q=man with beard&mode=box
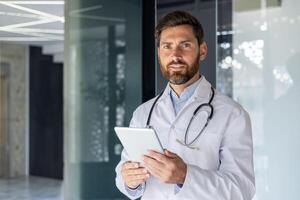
[115,11,255,200]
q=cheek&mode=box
[158,54,169,66]
[184,54,199,65]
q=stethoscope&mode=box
[146,86,215,150]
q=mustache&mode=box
[167,60,187,66]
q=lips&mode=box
[168,64,186,70]
[167,65,186,74]
[168,64,185,68]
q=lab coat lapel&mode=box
[191,76,212,101]
[157,83,176,123]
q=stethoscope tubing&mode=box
[146,86,215,148]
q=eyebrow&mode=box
[161,39,191,45]
[160,40,192,45]
[179,40,192,44]
[160,42,172,45]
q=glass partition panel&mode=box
[64,0,142,199]
[217,0,300,199]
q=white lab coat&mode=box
[115,77,255,200]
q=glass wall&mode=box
[64,0,300,199]
[217,0,300,199]
[64,0,143,199]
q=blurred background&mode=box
[0,0,299,199]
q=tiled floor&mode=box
[0,176,63,200]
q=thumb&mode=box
[164,149,177,158]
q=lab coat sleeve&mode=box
[115,109,146,199]
[174,109,255,200]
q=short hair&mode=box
[155,10,204,47]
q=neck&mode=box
[170,73,200,97]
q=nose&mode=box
[170,46,182,60]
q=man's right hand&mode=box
[121,161,150,189]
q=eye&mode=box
[181,42,191,48]
[162,44,171,49]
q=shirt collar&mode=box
[160,75,212,103]
[168,75,203,102]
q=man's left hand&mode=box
[142,150,187,184]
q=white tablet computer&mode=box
[114,127,164,162]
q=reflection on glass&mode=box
[80,40,110,162]
[217,0,300,199]
[65,0,142,199]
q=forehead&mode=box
[160,24,196,42]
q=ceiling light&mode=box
[0,11,42,19]
[0,37,53,41]
[0,19,57,29]
[0,2,64,22]
[0,28,63,40]
[0,1,64,5]
[7,27,64,34]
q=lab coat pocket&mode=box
[178,132,220,170]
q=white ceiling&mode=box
[0,0,64,46]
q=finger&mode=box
[146,150,168,163]
[122,168,144,177]
[127,173,150,181]
[145,162,162,180]
[125,168,148,176]
[123,170,149,185]
[126,174,150,187]
[143,155,164,174]
[123,162,140,169]
[143,155,164,169]
[164,150,177,158]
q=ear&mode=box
[199,42,208,61]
